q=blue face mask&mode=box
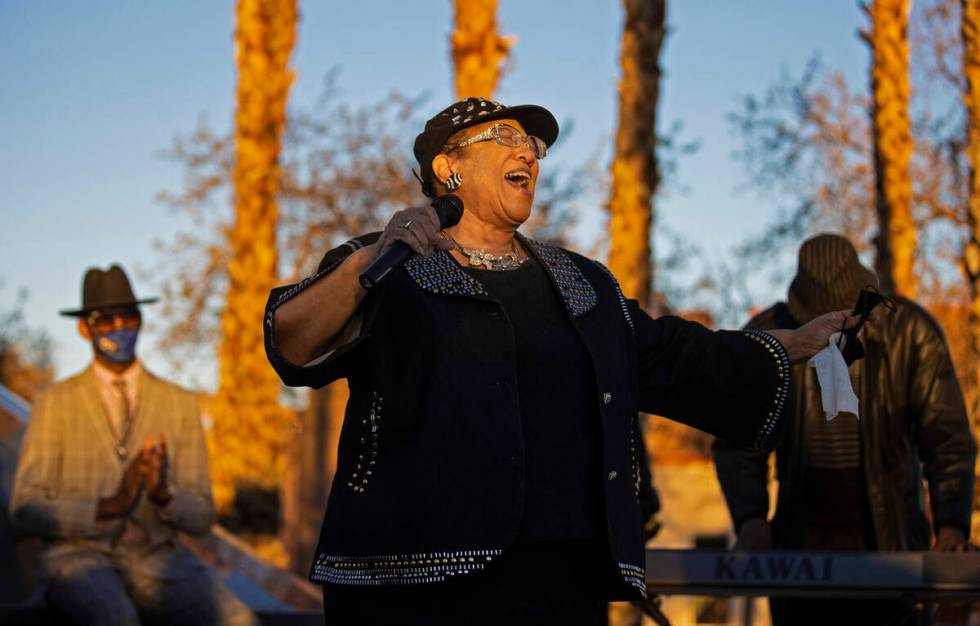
[94,328,139,364]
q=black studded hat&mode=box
[60,264,158,317]
[413,97,559,197]
[787,234,878,324]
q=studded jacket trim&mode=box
[264,234,375,338]
[347,391,382,494]
[592,261,634,331]
[523,237,598,318]
[618,562,647,597]
[628,413,642,502]
[402,236,600,319]
[403,251,491,298]
[742,330,790,451]
[265,264,333,333]
[311,548,504,586]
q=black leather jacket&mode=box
[713,299,976,550]
[265,233,790,600]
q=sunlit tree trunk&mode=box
[864,0,917,297]
[606,0,666,308]
[210,0,297,516]
[960,0,980,419]
[451,0,513,99]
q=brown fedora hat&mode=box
[60,264,158,317]
[787,234,878,324]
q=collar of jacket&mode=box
[402,232,598,318]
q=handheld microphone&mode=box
[359,194,464,290]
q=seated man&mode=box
[10,265,257,626]
[713,234,976,626]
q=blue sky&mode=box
[0,2,868,388]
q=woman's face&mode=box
[435,118,540,228]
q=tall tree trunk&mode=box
[960,0,980,420]
[865,0,917,297]
[210,0,297,518]
[451,0,513,99]
[606,0,667,308]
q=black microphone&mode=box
[359,194,464,290]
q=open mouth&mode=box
[504,170,532,191]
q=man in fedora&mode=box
[10,265,257,626]
[712,234,976,625]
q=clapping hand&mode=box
[142,433,174,507]
[96,451,145,520]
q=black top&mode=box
[462,259,604,540]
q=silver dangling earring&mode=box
[445,171,463,191]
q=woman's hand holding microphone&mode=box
[370,206,454,260]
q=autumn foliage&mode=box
[0,287,52,402]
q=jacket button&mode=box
[608,470,618,480]
[602,392,612,405]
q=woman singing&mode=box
[265,97,859,625]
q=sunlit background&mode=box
[3,2,977,624]
[1,1,867,386]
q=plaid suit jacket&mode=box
[10,365,215,549]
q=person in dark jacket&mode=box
[713,233,977,626]
[264,98,862,626]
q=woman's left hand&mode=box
[766,310,863,364]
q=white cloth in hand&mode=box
[806,332,859,421]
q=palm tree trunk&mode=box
[210,0,297,517]
[865,0,917,297]
[960,0,980,418]
[607,0,667,308]
[451,0,513,99]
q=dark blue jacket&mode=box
[264,233,789,600]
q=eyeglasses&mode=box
[450,124,548,159]
[86,309,141,333]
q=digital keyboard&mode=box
[645,549,980,599]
